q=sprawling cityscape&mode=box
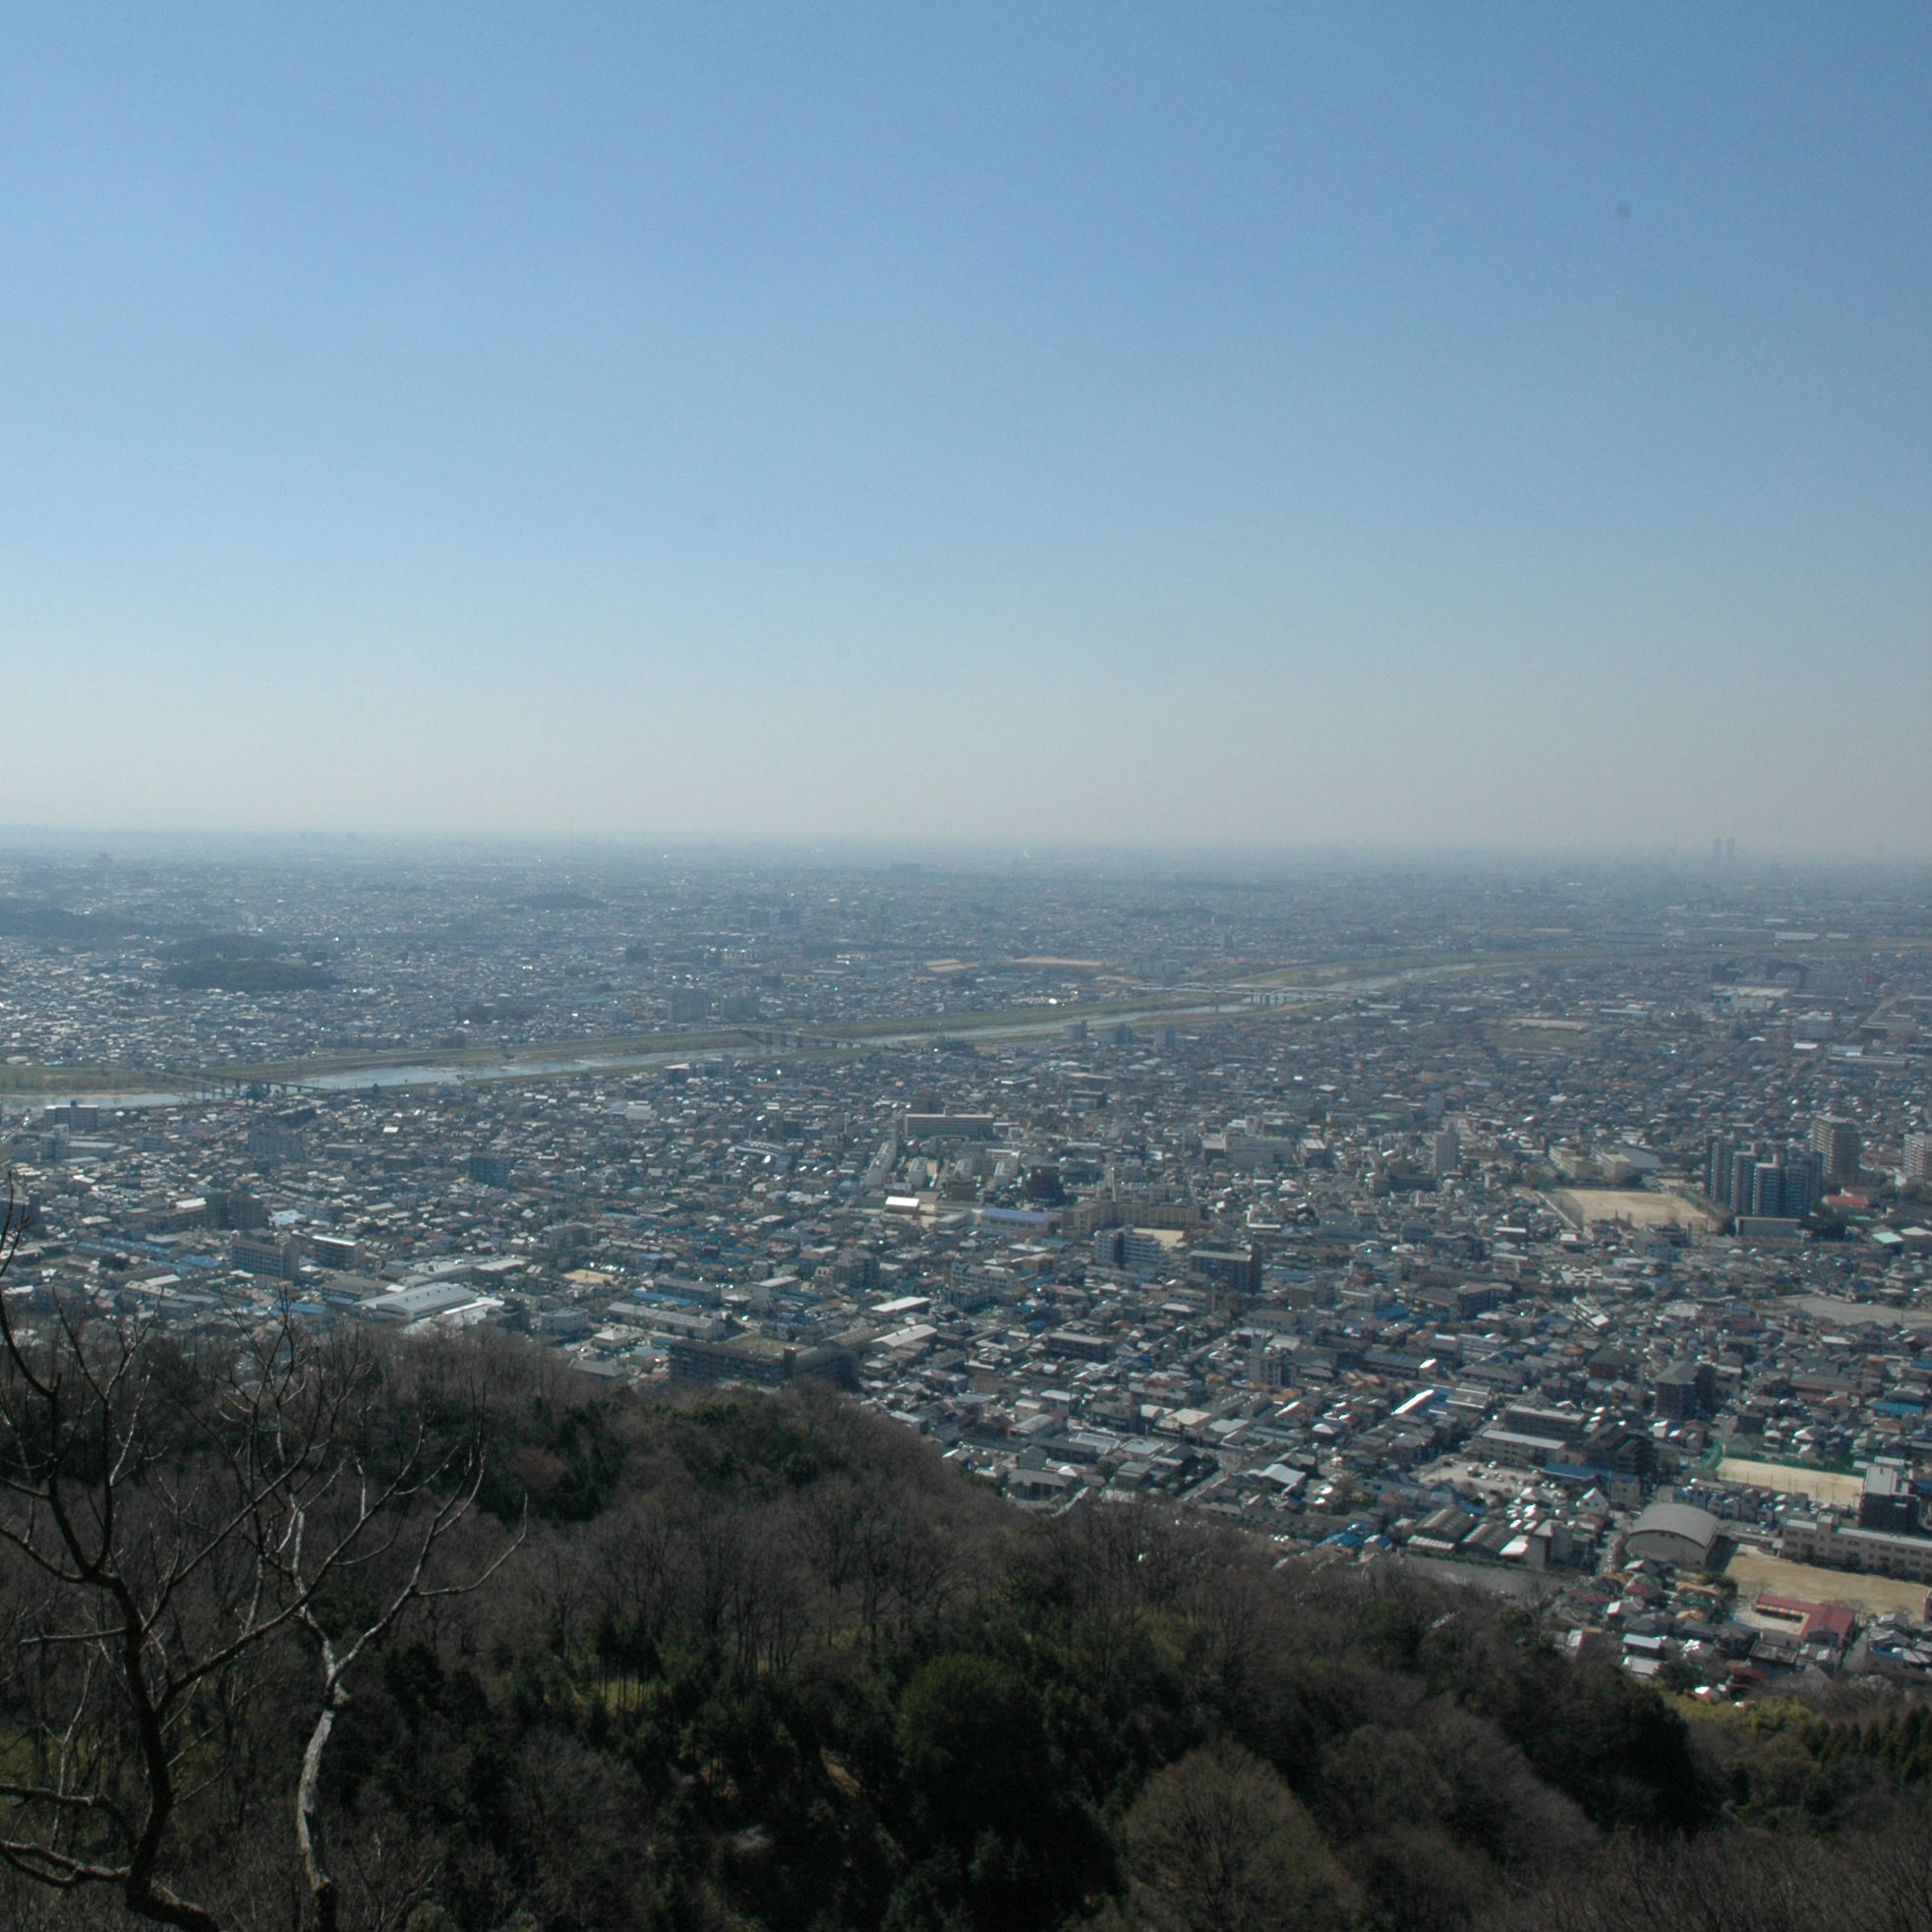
[7,845,1930,1689]
[0,4,1924,1923]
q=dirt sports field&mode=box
[1717,1459,1864,1508]
[1725,1549,1930,1620]
[1547,1189,1719,1232]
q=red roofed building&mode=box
[1756,1595,1856,1645]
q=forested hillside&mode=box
[0,1323,1926,1932]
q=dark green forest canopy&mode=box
[0,1330,1926,1932]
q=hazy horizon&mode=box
[2,828,1927,881]
[2,6,1926,853]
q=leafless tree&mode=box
[0,1179,521,1932]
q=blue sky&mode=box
[1,4,1925,851]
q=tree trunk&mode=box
[296,1687,343,1932]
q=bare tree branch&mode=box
[0,1170,519,1932]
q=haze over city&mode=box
[1,4,1925,851]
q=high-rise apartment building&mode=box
[1810,1119,1861,1189]
[1730,1147,1759,1214]
[1708,1136,1819,1221]
[1781,1151,1823,1220]
[1706,1135,1735,1203]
